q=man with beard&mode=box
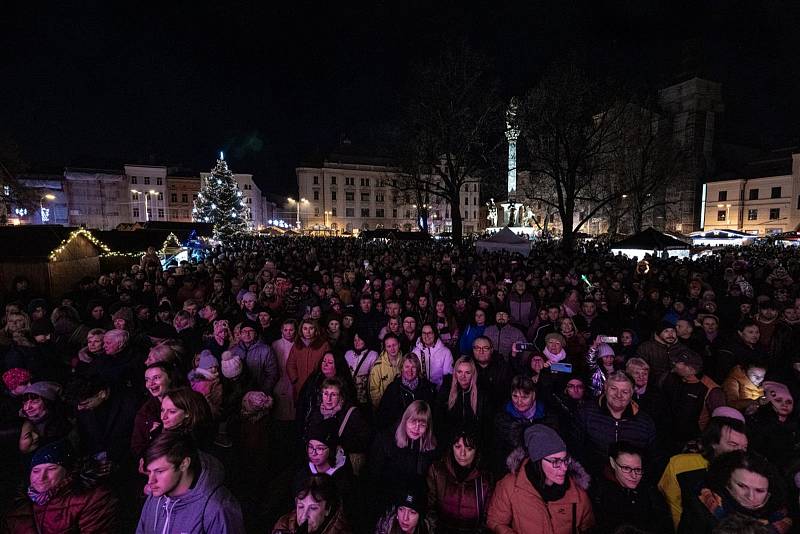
[483,308,526,361]
[636,321,687,384]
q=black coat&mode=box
[75,388,138,464]
[369,429,439,509]
[376,377,436,430]
[435,375,492,447]
[747,404,800,470]
[589,469,672,534]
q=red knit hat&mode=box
[2,368,32,393]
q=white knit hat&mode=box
[221,351,243,379]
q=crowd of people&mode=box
[1,235,800,533]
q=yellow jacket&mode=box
[657,453,709,529]
[368,351,401,408]
[722,365,764,411]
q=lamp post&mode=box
[287,197,308,229]
[39,193,55,224]
[131,189,158,222]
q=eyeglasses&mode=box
[473,346,491,352]
[542,456,572,469]
[614,461,643,476]
[307,444,329,454]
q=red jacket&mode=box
[286,338,330,399]
[3,483,118,534]
[487,458,594,534]
[427,456,493,532]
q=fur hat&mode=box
[220,351,243,379]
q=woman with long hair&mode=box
[370,401,439,513]
[433,299,460,353]
[158,386,213,447]
[131,361,185,458]
[287,319,331,401]
[436,357,489,446]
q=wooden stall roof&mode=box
[0,226,106,260]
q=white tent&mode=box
[475,226,531,256]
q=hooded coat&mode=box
[412,337,454,389]
[135,452,244,534]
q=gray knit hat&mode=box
[524,425,566,462]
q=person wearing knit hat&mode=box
[711,406,746,423]
[487,425,594,533]
[3,368,32,395]
[762,381,794,420]
[30,318,54,341]
[372,482,431,534]
[220,350,243,379]
[30,438,73,470]
[22,381,62,402]
[111,306,134,331]
[543,332,567,363]
[636,318,682,383]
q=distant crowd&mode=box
[2,236,800,533]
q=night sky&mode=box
[2,1,799,195]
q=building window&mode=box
[132,193,139,201]
[147,208,152,218]
[181,194,188,203]
[171,193,178,202]
[376,208,385,218]
[405,210,411,218]
[345,177,354,186]
[718,191,727,201]
[247,198,252,204]
[376,193,384,202]
[770,208,780,220]
[192,194,198,200]
[314,207,320,216]
[331,191,337,201]
[133,208,140,217]
[144,177,150,185]
[361,208,370,217]
[156,177,163,185]
[771,186,782,198]
[332,208,337,216]
[717,210,726,221]
[130,176,137,184]
[473,211,477,219]
[313,191,319,201]
[330,176,337,185]
[474,184,478,192]
[749,188,759,200]
[346,207,354,217]
[313,176,319,185]
[464,197,469,206]
[361,192,370,202]
[345,192,354,201]
[473,197,477,205]
[158,208,164,218]
[360,178,371,187]
[748,209,758,220]
[158,192,163,201]
[393,209,398,218]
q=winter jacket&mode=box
[435,376,492,448]
[458,324,486,357]
[75,387,138,464]
[747,404,800,470]
[412,338,454,389]
[721,364,764,411]
[508,292,536,329]
[130,396,160,458]
[2,479,118,534]
[373,507,433,534]
[678,485,792,534]
[570,396,658,476]
[475,355,513,413]
[636,339,688,383]
[271,504,350,534]
[344,348,378,406]
[482,324,526,359]
[486,457,594,534]
[136,452,245,534]
[306,404,372,454]
[713,336,767,385]
[368,351,402,409]
[292,448,356,513]
[492,400,558,477]
[657,453,709,529]
[661,373,724,446]
[286,338,330,399]
[271,337,296,421]
[369,429,439,509]
[228,339,279,396]
[589,466,672,534]
[426,455,493,533]
[376,376,437,430]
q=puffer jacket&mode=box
[722,365,763,411]
[228,339,278,396]
[412,338,454,389]
[368,351,402,409]
[3,479,118,534]
[427,455,493,533]
[136,452,244,534]
[486,455,594,534]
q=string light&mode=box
[49,228,111,262]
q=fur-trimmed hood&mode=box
[505,446,591,491]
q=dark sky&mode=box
[2,1,799,195]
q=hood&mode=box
[414,337,445,352]
[506,451,591,491]
[310,446,347,475]
[143,452,226,533]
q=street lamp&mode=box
[287,197,308,228]
[39,193,55,223]
[131,189,158,222]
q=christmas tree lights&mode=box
[193,153,250,240]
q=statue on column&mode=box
[487,198,498,227]
[508,203,516,227]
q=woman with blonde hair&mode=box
[436,356,489,446]
[370,400,439,513]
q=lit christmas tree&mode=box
[193,152,251,240]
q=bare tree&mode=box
[0,133,34,224]
[520,62,625,250]
[396,44,503,245]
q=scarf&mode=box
[505,400,541,421]
[526,462,569,502]
[28,477,70,506]
[319,401,343,419]
[402,377,419,391]
[543,347,566,363]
